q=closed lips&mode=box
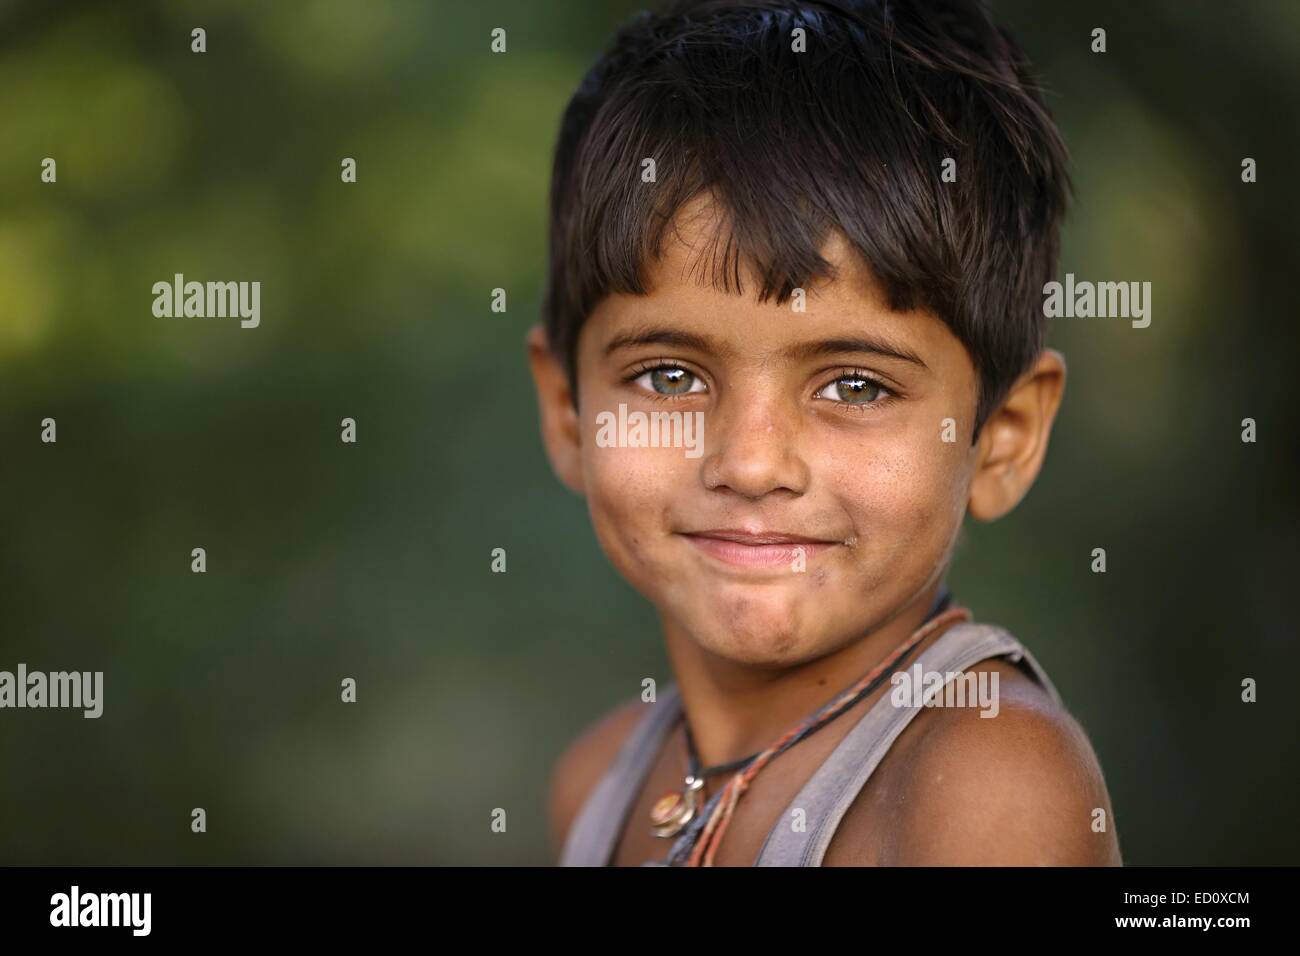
[679,530,840,567]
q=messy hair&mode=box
[542,0,1070,432]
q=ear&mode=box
[968,349,1066,522]
[527,324,586,495]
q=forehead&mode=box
[584,194,960,361]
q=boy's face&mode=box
[532,204,1056,668]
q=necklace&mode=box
[648,724,758,838]
[648,589,960,859]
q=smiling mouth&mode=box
[678,529,843,568]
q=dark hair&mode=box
[542,0,1070,433]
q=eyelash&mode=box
[623,360,707,402]
[813,369,899,412]
[622,362,900,410]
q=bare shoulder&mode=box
[828,657,1122,866]
[546,696,648,860]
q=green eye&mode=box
[634,365,705,395]
[652,367,693,393]
[815,375,887,405]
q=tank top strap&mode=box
[557,684,683,866]
[753,621,1062,866]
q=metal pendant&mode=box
[649,775,704,838]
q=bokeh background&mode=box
[1,0,1297,865]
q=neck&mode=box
[662,582,948,772]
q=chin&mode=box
[687,588,827,667]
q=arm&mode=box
[829,662,1121,866]
[546,699,645,861]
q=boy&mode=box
[530,0,1120,866]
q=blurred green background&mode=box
[1,0,1297,865]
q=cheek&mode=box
[582,440,693,572]
[821,424,968,549]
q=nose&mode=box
[700,394,810,500]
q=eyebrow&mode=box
[602,327,726,357]
[604,325,928,371]
[783,336,929,370]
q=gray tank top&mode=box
[558,621,1062,866]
